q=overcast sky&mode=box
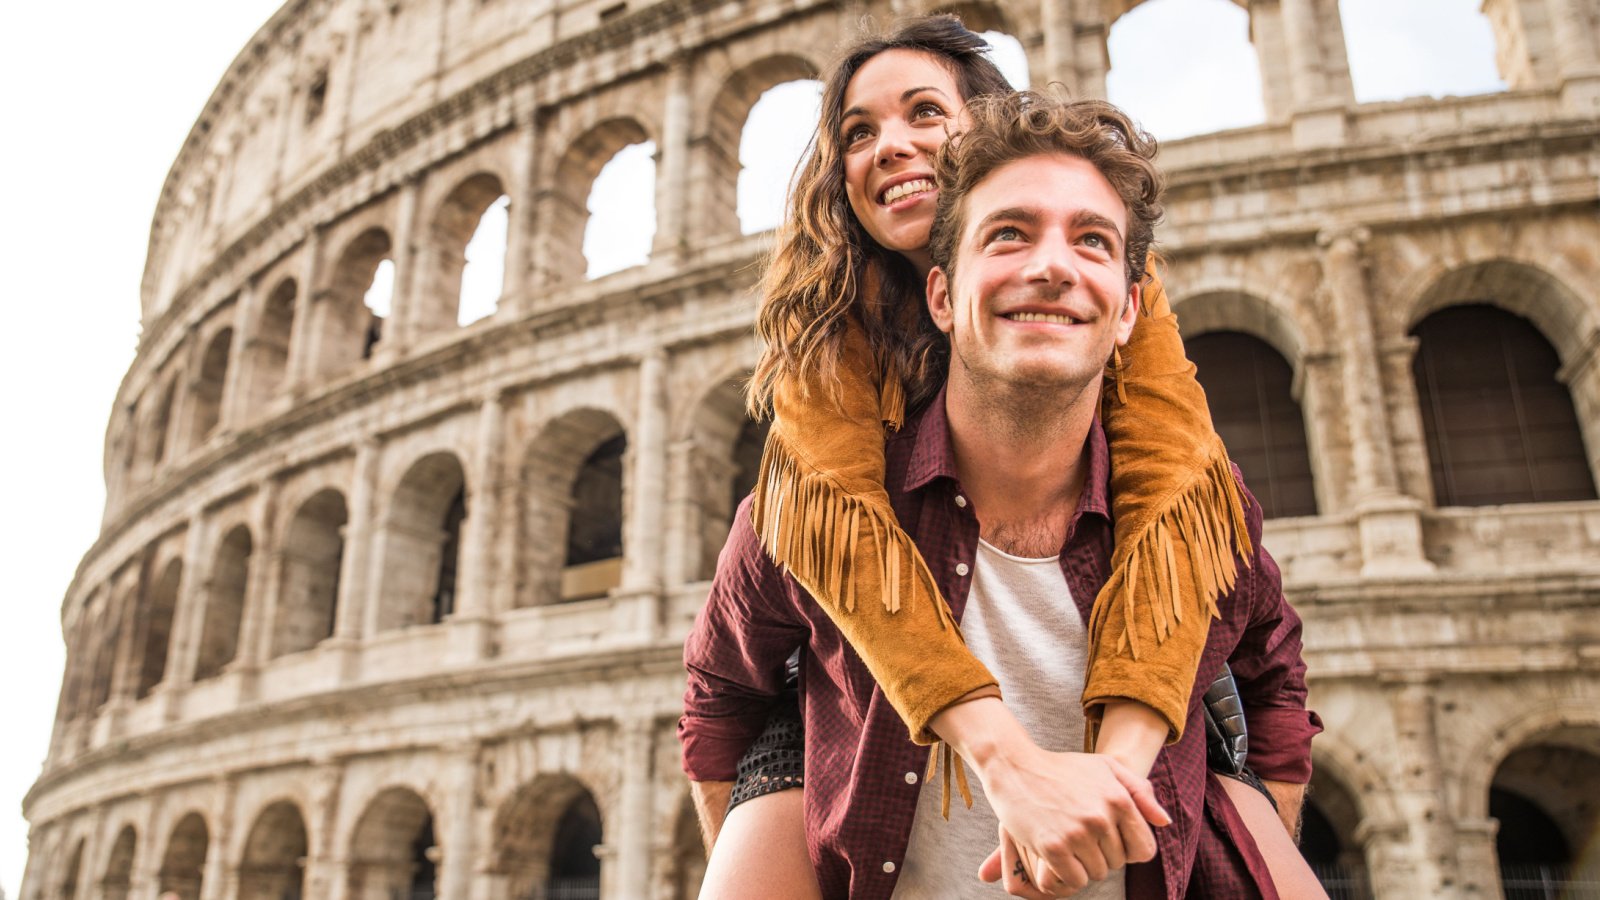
[0,0,1501,892]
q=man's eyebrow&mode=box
[840,86,951,126]
[1073,210,1125,250]
[972,207,1042,234]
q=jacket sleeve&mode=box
[679,497,808,783]
[1225,490,1323,784]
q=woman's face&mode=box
[840,49,966,275]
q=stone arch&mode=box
[1301,757,1374,897]
[518,408,628,606]
[371,451,469,632]
[135,556,183,699]
[310,227,392,379]
[238,798,309,900]
[1410,303,1597,506]
[682,373,768,580]
[1173,288,1309,365]
[157,811,210,900]
[101,824,137,900]
[703,54,821,238]
[188,326,234,445]
[195,524,252,680]
[1459,703,1600,823]
[1481,723,1600,893]
[490,773,604,900]
[244,276,297,415]
[271,488,348,657]
[347,786,438,900]
[418,171,510,335]
[1405,259,1594,364]
[548,117,654,283]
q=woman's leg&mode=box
[697,789,821,900]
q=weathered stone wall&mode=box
[24,0,1600,897]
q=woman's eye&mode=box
[913,102,946,120]
[843,124,872,145]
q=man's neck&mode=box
[943,371,1100,557]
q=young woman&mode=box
[699,17,1322,899]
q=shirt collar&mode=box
[901,386,1112,524]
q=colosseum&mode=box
[18,0,1600,897]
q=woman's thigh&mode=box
[698,789,821,900]
[1216,775,1328,900]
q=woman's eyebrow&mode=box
[840,86,951,122]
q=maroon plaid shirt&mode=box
[680,394,1322,899]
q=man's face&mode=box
[926,153,1141,399]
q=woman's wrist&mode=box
[929,696,1030,774]
[1092,699,1167,776]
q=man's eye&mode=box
[991,226,1022,243]
[1083,233,1109,250]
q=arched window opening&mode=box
[189,328,233,444]
[248,278,297,413]
[102,826,137,900]
[1107,0,1265,139]
[1412,304,1596,507]
[373,453,468,632]
[195,526,251,680]
[548,793,603,900]
[315,229,392,379]
[272,489,348,658]
[980,31,1029,88]
[730,418,770,515]
[136,559,183,699]
[239,801,308,900]
[1491,741,1600,897]
[349,788,436,900]
[1299,768,1371,898]
[57,837,85,900]
[584,141,657,279]
[1189,331,1318,518]
[1340,0,1505,100]
[737,80,823,235]
[158,812,209,900]
[458,194,508,326]
[564,434,626,601]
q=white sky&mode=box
[0,0,1500,892]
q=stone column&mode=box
[1378,675,1465,898]
[609,720,657,900]
[663,439,698,589]
[160,510,213,712]
[131,793,165,900]
[1556,327,1600,488]
[447,394,505,659]
[199,777,238,900]
[623,351,668,599]
[231,477,282,677]
[286,229,323,390]
[1034,0,1079,94]
[1278,0,1353,146]
[437,743,481,899]
[337,438,383,649]
[381,175,425,355]
[304,761,347,900]
[653,58,692,266]
[218,278,259,434]
[501,114,539,318]
[1247,0,1295,122]
[80,806,109,900]
[1549,0,1600,110]
[1317,226,1433,576]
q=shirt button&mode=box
[883,861,897,874]
[905,771,919,784]
[954,494,968,508]
[956,563,970,577]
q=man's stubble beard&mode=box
[947,334,1106,445]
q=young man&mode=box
[680,91,1321,898]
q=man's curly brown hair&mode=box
[927,90,1164,286]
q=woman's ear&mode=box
[926,266,955,335]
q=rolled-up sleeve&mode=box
[1228,498,1323,785]
[679,499,807,782]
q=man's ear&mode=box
[1114,280,1141,346]
[926,265,955,335]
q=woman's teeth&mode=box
[1006,312,1080,324]
[881,179,933,204]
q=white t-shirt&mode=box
[890,540,1127,899]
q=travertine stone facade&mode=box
[22,0,1600,898]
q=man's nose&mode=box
[1022,232,1079,287]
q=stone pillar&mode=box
[447,395,505,659]
[337,438,383,647]
[501,115,539,318]
[1452,817,1502,897]
[1378,675,1465,898]
[381,175,425,355]
[218,278,258,434]
[232,477,282,675]
[161,510,213,704]
[663,439,698,589]
[1556,327,1600,488]
[1247,0,1295,122]
[131,793,165,900]
[1034,0,1079,94]
[609,720,657,900]
[79,806,109,900]
[1549,0,1600,111]
[1317,226,1433,577]
[623,351,668,597]
[304,761,347,900]
[286,229,323,390]
[653,58,692,265]
[1278,0,1353,146]
[199,777,238,900]
[437,743,481,899]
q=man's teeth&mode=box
[881,179,933,204]
[1007,312,1080,324]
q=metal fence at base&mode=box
[1310,861,1374,900]
[1501,863,1600,900]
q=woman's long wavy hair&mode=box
[747,15,1012,418]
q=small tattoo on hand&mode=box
[1013,860,1029,884]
